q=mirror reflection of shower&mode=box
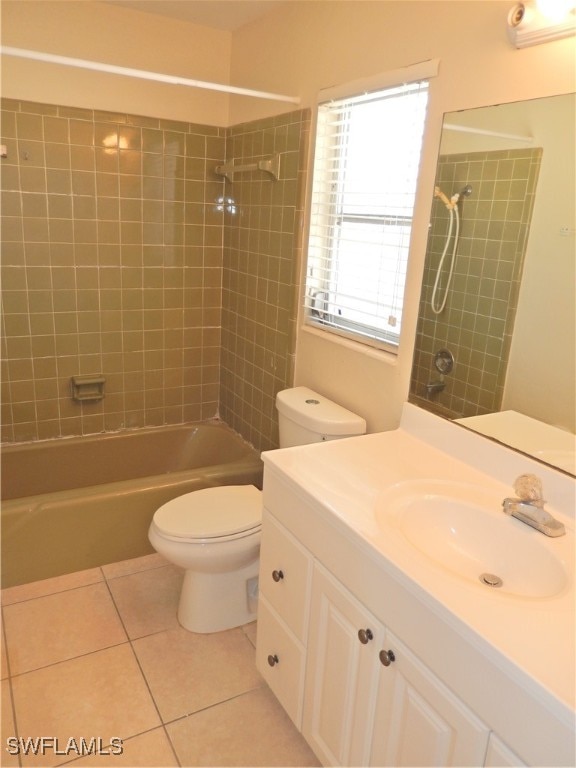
[430,184,472,314]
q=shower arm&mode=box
[215,154,281,182]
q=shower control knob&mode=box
[267,654,279,667]
[379,649,396,667]
[358,628,374,644]
[272,569,284,582]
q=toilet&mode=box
[148,387,366,633]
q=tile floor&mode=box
[0,554,320,768]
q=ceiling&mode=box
[102,0,289,31]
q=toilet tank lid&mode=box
[276,387,366,435]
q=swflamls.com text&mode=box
[5,736,124,757]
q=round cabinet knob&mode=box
[357,628,374,644]
[272,569,284,582]
[379,649,396,667]
[267,654,279,667]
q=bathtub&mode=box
[1,422,263,588]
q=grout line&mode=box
[0,569,106,607]
[159,722,183,768]
[101,558,173,583]
[159,681,266,731]
[53,725,181,768]
[102,576,171,753]
[5,638,132,681]
[1,607,23,767]
[127,637,183,767]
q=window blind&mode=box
[304,79,429,352]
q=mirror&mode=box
[410,93,575,476]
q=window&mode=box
[304,71,431,353]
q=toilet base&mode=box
[178,559,259,633]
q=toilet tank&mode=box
[276,387,367,447]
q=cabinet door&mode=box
[259,511,312,641]
[370,631,489,767]
[484,734,527,767]
[303,563,385,767]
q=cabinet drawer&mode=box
[256,597,306,729]
[259,511,312,641]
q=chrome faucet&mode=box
[502,474,565,537]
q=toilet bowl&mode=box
[149,484,262,633]
[148,387,366,633]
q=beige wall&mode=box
[503,95,576,432]
[2,0,575,436]
[1,0,232,125]
[230,1,576,432]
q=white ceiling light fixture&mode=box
[507,0,576,47]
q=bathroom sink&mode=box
[376,481,569,599]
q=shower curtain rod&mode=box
[443,122,533,143]
[0,46,301,105]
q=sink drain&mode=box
[479,573,503,588]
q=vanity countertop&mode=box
[262,404,575,732]
[456,409,576,475]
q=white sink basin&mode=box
[376,480,569,599]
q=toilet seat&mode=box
[152,485,262,542]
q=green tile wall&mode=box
[410,147,542,419]
[219,110,311,451]
[1,99,310,451]
[1,99,226,442]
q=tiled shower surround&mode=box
[220,113,310,450]
[0,99,309,451]
[410,147,542,419]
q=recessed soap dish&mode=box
[70,375,105,402]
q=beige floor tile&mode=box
[3,583,127,675]
[167,686,321,767]
[107,565,182,639]
[242,620,257,648]
[1,680,20,767]
[102,553,168,581]
[11,645,161,768]
[1,567,103,607]
[68,728,179,767]
[133,626,263,723]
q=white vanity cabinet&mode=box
[303,561,489,767]
[257,506,491,767]
[258,410,575,768]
